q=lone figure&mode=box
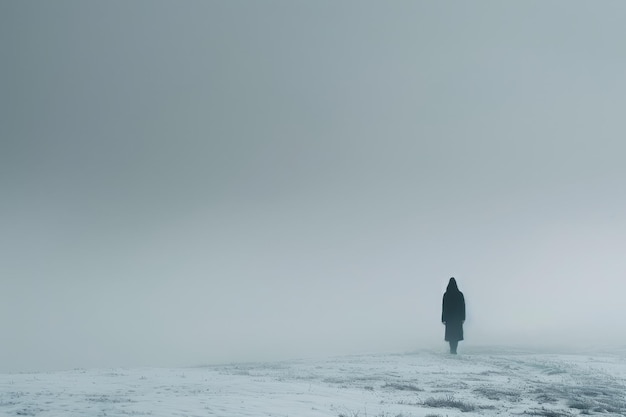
[442,277,465,354]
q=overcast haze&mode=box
[2,1,626,372]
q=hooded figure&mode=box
[442,277,465,354]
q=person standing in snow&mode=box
[442,277,465,354]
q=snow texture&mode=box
[1,347,625,416]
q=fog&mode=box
[2,1,626,372]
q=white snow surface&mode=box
[2,347,626,417]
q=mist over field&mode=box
[2,1,626,373]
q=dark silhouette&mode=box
[441,277,465,354]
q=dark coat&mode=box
[442,278,465,342]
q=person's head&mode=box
[447,277,458,291]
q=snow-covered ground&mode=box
[1,347,625,417]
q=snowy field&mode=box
[1,347,626,417]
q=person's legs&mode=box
[449,340,458,354]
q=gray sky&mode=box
[2,1,626,372]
